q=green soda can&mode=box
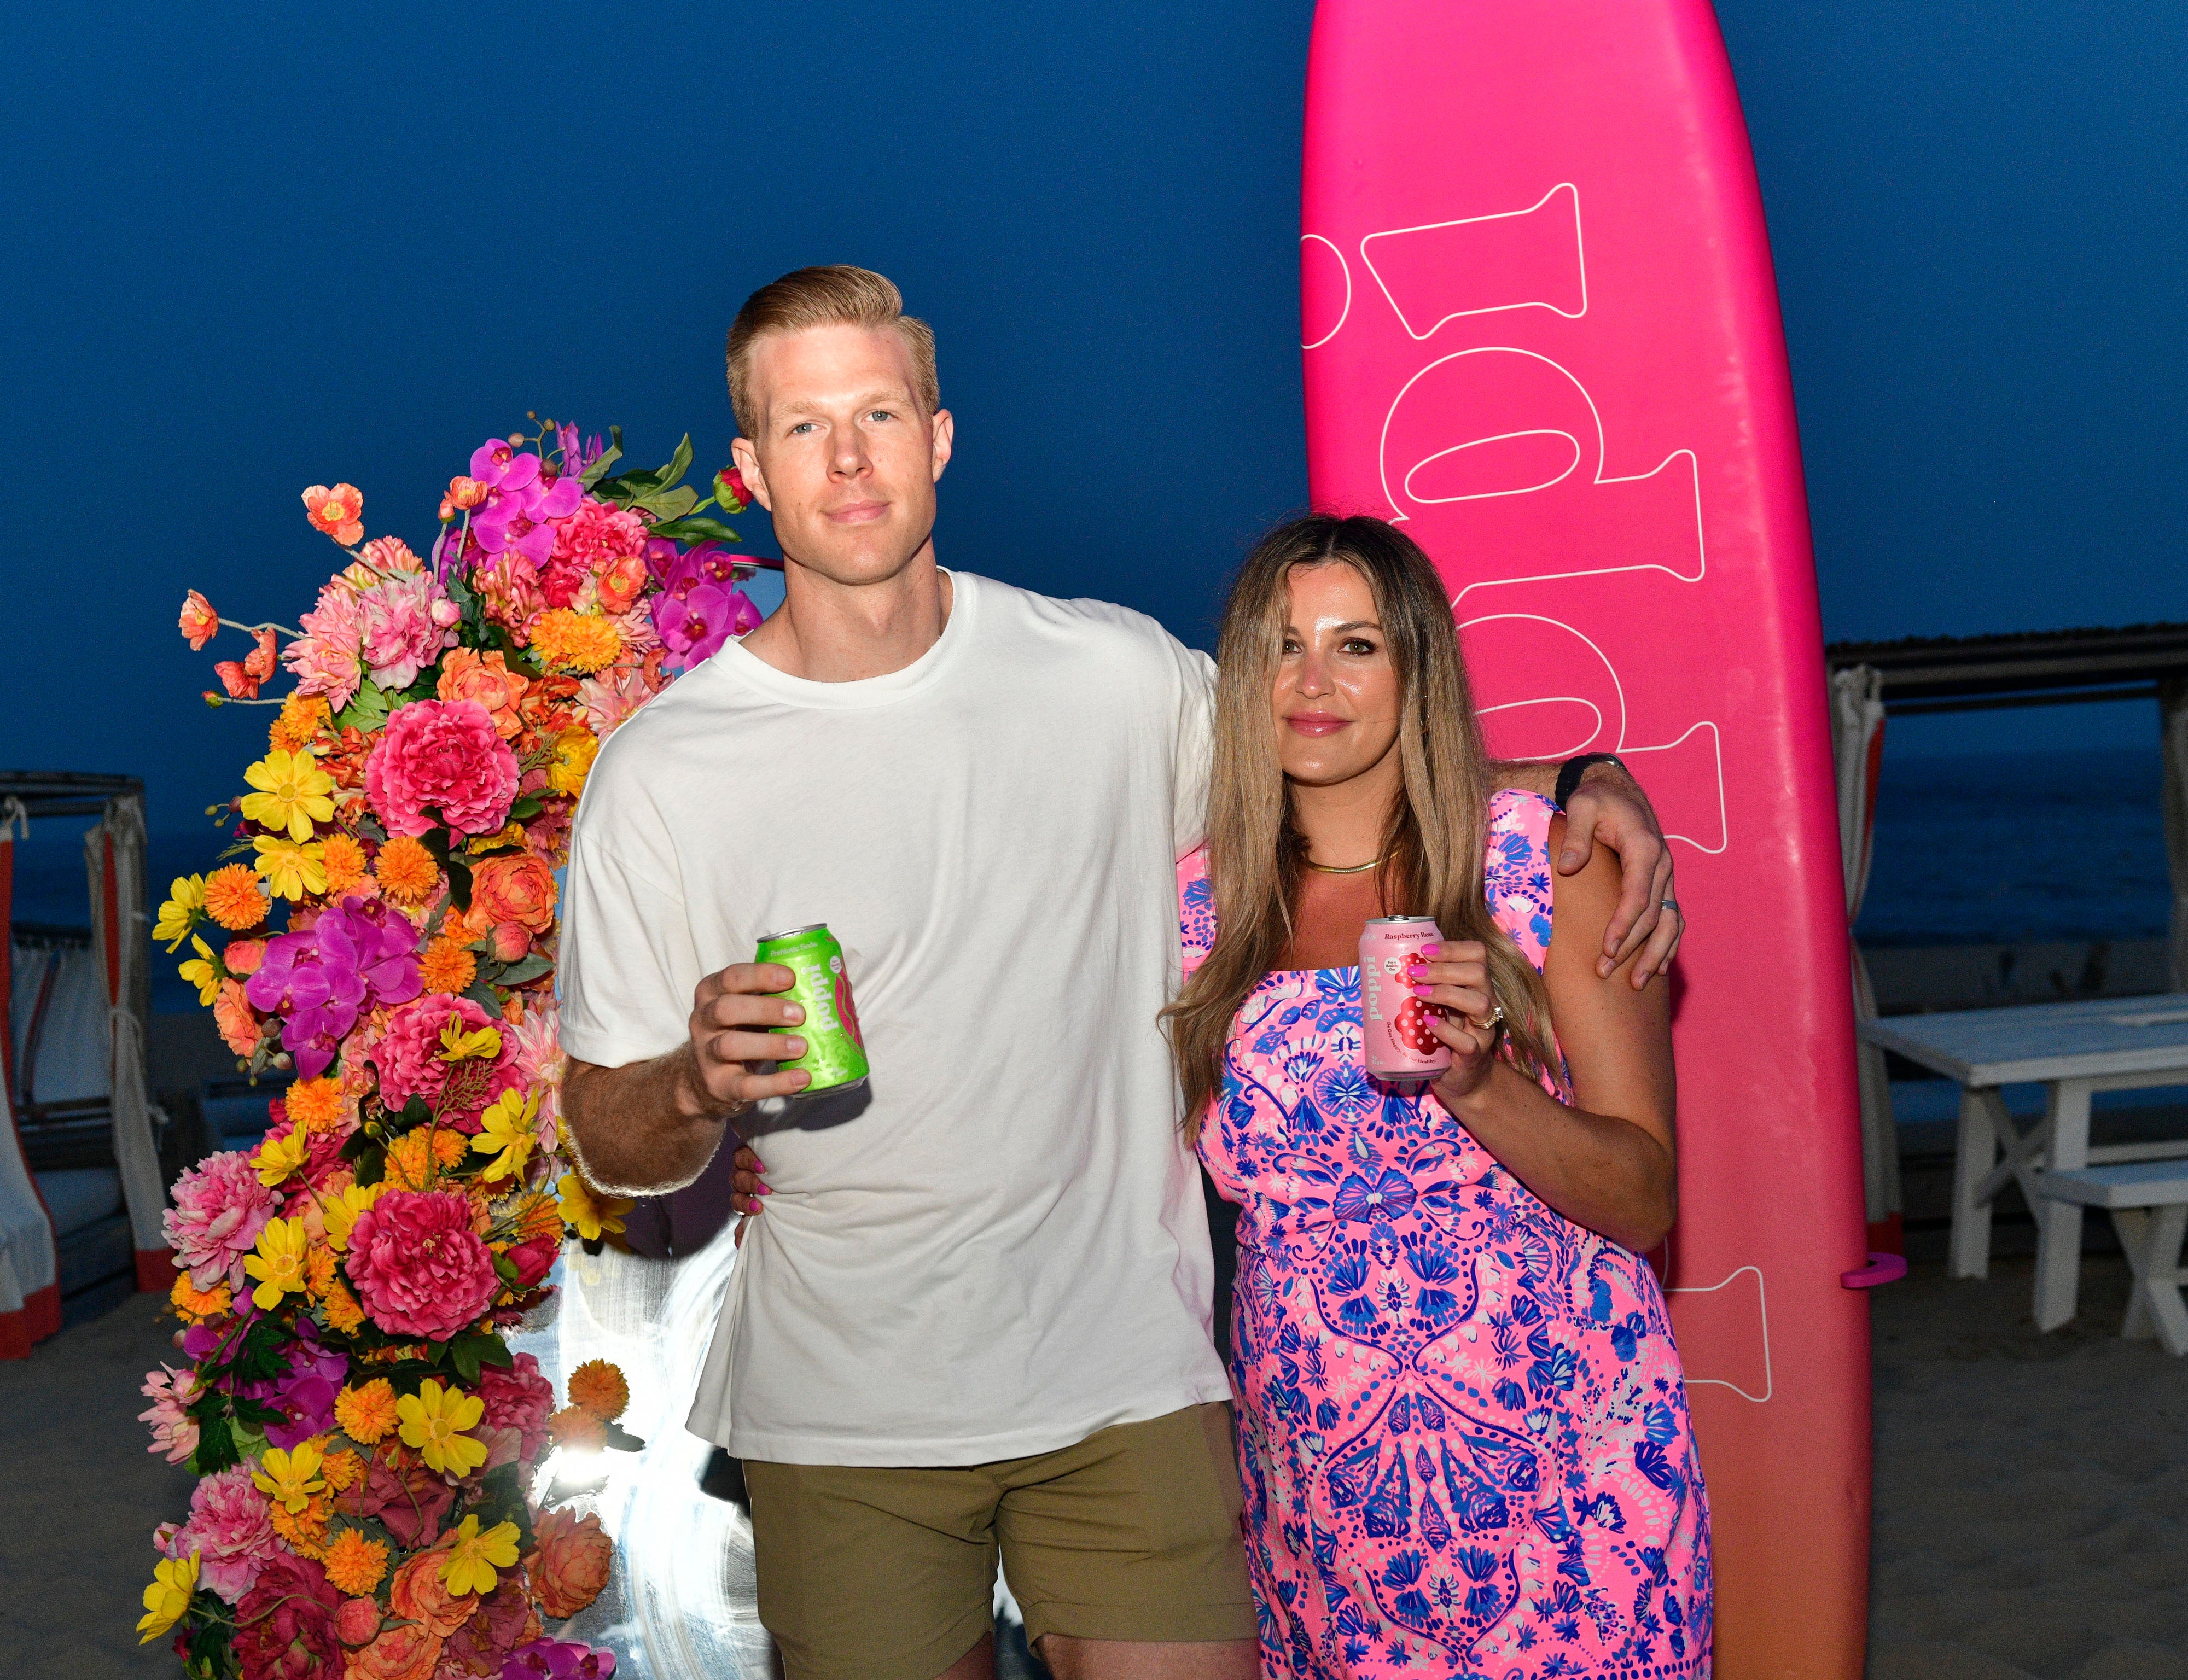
[754,923,868,1096]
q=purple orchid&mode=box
[503,1638,617,1678]
[243,897,421,1080]
[556,423,605,479]
[469,439,585,567]
[650,542,761,668]
[261,1337,347,1448]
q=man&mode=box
[559,266,1681,1680]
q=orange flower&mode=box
[526,1508,612,1618]
[179,590,219,650]
[319,832,368,897]
[322,1275,365,1335]
[321,1448,366,1494]
[243,626,279,683]
[323,1527,388,1596]
[222,938,266,977]
[527,609,621,675]
[352,1623,442,1680]
[547,1405,606,1451]
[305,1242,337,1300]
[383,1126,467,1189]
[417,938,477,998]
[213,980,261,1058]
[202,865,269,931]
[374,835,439,904]
[360,535,421,574]
[435,649,529,739]
[439,476,488,522]
[470,854,556,934]
[567,1360,629,1424]
[269,692,332,754]
[170,1271,231,1323]
[270,1493,331,1557]
[302,483,365,546]
[285,1076,347,1131]
[334,1378,399,1445]
[387,1549,478,1636]
[513,1191,565,1245]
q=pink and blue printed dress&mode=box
[1185,791,1711,1678]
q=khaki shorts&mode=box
[744,1403,1255,1680]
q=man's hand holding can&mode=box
[683,962,813,1117]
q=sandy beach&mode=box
[14,1252,2188,1678]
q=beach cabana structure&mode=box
[1825,623,2188,1252]
[0,771,168,1357]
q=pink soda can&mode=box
[1360,916,1451,1092]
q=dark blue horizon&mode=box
[4,1,2181,835]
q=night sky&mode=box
[5,0,2182,838]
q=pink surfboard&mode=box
[1301,5,1871,1674]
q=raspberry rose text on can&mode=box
[754,924,869,1097]
[1359,916,1452,1093]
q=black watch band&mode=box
[1553,752,1625,810]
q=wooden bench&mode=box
[2034,1161,2188,1355]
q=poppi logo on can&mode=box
[755,924,869,1098]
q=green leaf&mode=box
[509,794,543,821]
[579,426,625,488]
[446,856,473,915]
[476,1335,513,1369]
[401,1096,433,1127]
[657,433,694,489]
[603,1420,648,1452]
[630,484,699,522]
[492,1252,520,1285]
[648,515,742,546]
[492,953,552,988]
[449,1336,482,1385]
[334,682,392,734]
[229,1393,284,1428]
[190,1413,238,1475]
[462,980,502,1013]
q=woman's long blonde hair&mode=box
[1165,515,1558,1137]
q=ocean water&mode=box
[5,746,2171,1018]
[1854,746,2170,947]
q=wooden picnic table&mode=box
[1859,994,2188,1331]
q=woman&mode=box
[1171,514,1709,1677]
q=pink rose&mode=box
[345,1189,499,1341]
[365,698,518,838]
[336,1597,382,1648]
[162,1150,276,1290]
[234,1550,344,1680]
[156,1462,278,1604]
[476,1351,555,1462]
[369,993,517,1127]
[359,572,458,691]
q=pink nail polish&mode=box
[1411,984,1434,998]
[1421,944,1441,958]
[757,1182,771,1195]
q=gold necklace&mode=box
[1305,854,1386,875]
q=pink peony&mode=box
[477,1351,556,1463]
[156,1462,279,1604]
[359,571,459,691]
[369,993,517,1127]
[234,1549,345,1680]
[359,535,422,573]
[345,1188,500,1341]
[284,581,367,710]
[470,551,546,646]
[364,698,519,838]
[138,1363,201,1463]
[164,1150,276,1290]
[574,663,657,739]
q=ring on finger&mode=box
[1466,1003,1505,1032]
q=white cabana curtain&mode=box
[1831,665,1899,1229]
[0,806,61,1357]
[86,797,169,1280]
[2163,676,2188,993]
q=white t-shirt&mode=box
[558,571,1232,1465]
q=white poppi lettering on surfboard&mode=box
[1304,3,1870,1672]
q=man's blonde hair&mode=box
[725,265,939,437]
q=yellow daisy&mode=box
[395,1378,488,1477]
[240,748,337,842]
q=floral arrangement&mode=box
[143,419,761,1680]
